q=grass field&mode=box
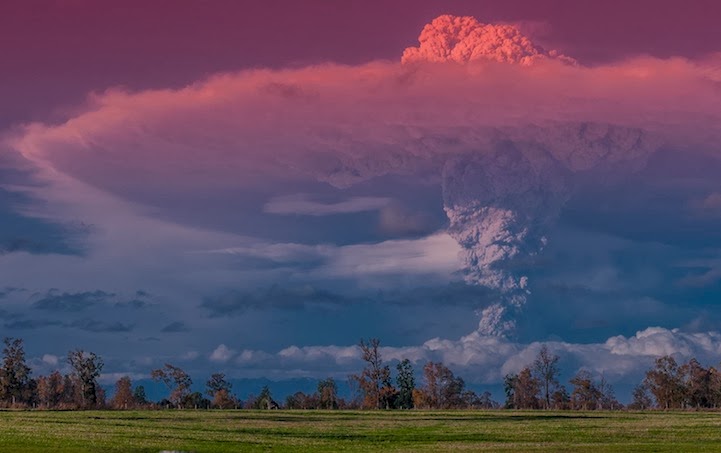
[1,410,721,452]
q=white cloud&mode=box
[180,350,199,361]
[218,327,721,386]
[207,232,463,283]
[209,344,235,363]
[41,354,58,366]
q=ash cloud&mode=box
[4,15,721,344]
[402,15,575,65]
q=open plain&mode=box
[1,410,721,452]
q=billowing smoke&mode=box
[404,15,659,336]
[440,124,657,336]
[402,15,574,65]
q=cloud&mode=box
[4,319,62,330]
[209,344,235,363]
[161,321,190,333]
[0,287,23,299]
[208,232,462,284]
[264,194,391,216]
[2,14,721,357]
[0,170,86,256]
[690,192,721,219]
[223,327,721,388]
[8,47,719,339]
[69,318,133,333]
[378,203,434,235]
[201,285,348,317]
[402,15,575,65]
[32,290,114,312]
[180,350,199,361]
[41,354,58,366]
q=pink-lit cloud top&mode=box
[402,15,575,65]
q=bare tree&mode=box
[206,373,232,398]
[110,376,135,410]
[151,363,192,408]
[206,373,237,409]
[350,338,394,409]
[570,369,600,410]
[506,367,541,409]
[629,382,653,410]
[644,355,684,409]
[680,358,711,409]
[413,362,467,409]
[532,345,560,409]
[36,371,64,409]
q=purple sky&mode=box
[2,0,720,127]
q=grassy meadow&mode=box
[1,410,721,452]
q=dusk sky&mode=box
[2,0,721,399]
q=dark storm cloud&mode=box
[161,321,190,333]
[0,168,87,256]
[201,286,350,317]
[114,298,148,309]
[200,282,496,320]
[32,290,115,312]
[4,319,62,330]
[0,287,24,299]
[69,318,134,333]
[31,289,152,312]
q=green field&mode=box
[1,410,721,452]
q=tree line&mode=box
[2,336,721,410]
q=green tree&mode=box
[503,372,518,409]
[133,385,148,405]
[395,359,415,409]
[317,378,338,409]
[255,385,277,409]
[183,391,210,409]
[0,337,33,406]
[67,349,104,408]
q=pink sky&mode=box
[1,0,720,128]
